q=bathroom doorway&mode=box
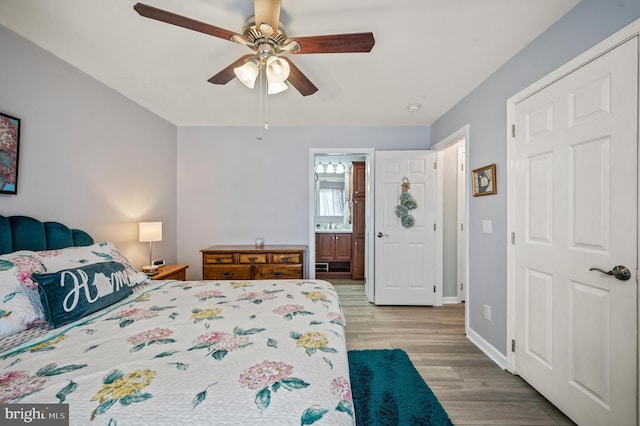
[308,148,375,301]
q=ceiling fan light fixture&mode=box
[234,59,260,88]
[267,80,288,94]
[265,55,290,83]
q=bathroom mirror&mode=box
[316,176,346,217]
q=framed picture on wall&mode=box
[471,163,496,196]
[0,112,21,195]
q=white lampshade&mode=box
[336,162,345,174]
[265,55,290,83]
[267,80,288,94]
[326,163,335,174]
[234,60,260,89]
[139,222,162,243]
[315,163,324,173]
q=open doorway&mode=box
[432,126,469,324]
[308,148,375,301]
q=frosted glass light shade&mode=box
[139,222,162,242]
[265,56,290,83]
[267,80,288,94]
[234,61,260,89]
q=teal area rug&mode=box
[348,349,453,426]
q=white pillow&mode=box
[37,242,149,287]
[0,251,47,337]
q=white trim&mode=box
[308,148,376,301]
[442,296,460,304]
[505,17,640,383]
[435,149,444,306]
[432,125,470,331]
[456,145,467,303]
[466,327,507,370]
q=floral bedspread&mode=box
[0,279,354,425]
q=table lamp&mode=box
[139,221,162,274]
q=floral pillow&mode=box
[37,242,149,287]
[0,251,47,337]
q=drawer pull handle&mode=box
[214,257,223,263]
[281,256,291,263]
[248,256,258,263]
[222,272,234,278]
[272,271,285,278]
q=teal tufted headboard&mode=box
[0,215,94,255]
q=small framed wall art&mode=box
[0,112,21,195]
[471,163,496,196]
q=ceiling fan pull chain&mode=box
[256,68,264,140]
[264,68,269,130]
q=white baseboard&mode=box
[442,297,459,304]
[466,326,507,370]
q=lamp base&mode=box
[141,265,159,275]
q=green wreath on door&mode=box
[395,177,418,228]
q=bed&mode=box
[0,216,354,425]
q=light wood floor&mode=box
[335,284,576,426]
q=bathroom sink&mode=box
[315,227,352,233]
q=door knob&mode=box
[589,265,631,281]
[377,232,389,238]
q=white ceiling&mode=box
[0,0,579,127]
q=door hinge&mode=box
[433,285,436,293]
[433,224,437,231]
[511,339,516,352]
[460,282,464,291]
[433,161,437,170]
[511,232,516,245]
[511,124,516,138]
[460,223,464,231]
[461,163,464,172]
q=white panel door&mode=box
[374,150,437,305]
[512,37,638,425]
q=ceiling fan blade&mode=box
[288,33,375,54]
[254,0,282,35]
[282,58,318,96]
[208,55,254,85]
[134,3,243,42]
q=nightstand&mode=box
[150,264,189,281]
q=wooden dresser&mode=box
[201,245,306,280]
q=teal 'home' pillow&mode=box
[33,261,133,328]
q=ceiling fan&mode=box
[133,1,375,96]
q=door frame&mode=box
[308,148,376,301]
[456,145,467,304]
[432,125,470,329]
[505,18,640,387]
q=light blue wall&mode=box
[0,24,178,268]
[430,0,640,355]
[176,126,430,280]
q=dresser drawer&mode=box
[271,253,302,264]
[203,253,234,264]
[203,265,252,280]
[239,253,268,264]
[254,265,303,280]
